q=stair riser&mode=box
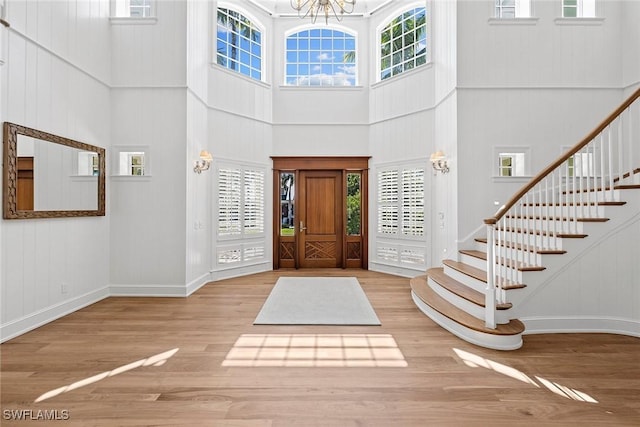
[557,189,620,203]
[427,277,511,325]
[443,265,486,294]
[494,265,523,284]
[494,247,543,266]
[500,220,584,235]
[411,292,523,351]
[459,253,486,271]
[495,232,566,250]
[518,205,606,218]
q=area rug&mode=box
[254,277,381,325]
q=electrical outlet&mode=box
[60,284,68,294]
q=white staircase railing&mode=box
[483,88,640,329]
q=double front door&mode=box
[273,157,369,269]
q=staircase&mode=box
[412,88,640,350]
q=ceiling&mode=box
[248,0,397,17]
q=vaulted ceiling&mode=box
[247,0,397,17]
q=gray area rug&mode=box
[254,277,381,325]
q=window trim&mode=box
[111,145,152,178]
[561,0,597,18]
[215,161,267,242]
[375,163,426,241]
[493,0,533,19]
[376,2,431,83]
[215,3,267,83]
[493,146,531,179]
[283,24,359,87]
[110,0,158,24]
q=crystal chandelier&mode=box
[290,0,356,24]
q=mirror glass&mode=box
[3,122,106,219]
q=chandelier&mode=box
[290,0,356,24]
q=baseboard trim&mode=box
[210,262,271,282]
[186,272,213,296]
[109,283,188,297]
[0,287,110,343]
[522,316,640,338]
[369,262,424,278]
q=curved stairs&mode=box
[412,175,640,351]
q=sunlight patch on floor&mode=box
[34,348,179,403]
[453,348,598,403]
[222,334,408,367]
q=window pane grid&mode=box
[285,28,357,86]
[380,7,427,81]
[217,8,262,81]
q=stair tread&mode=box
[522,201,626,206]
[427,268,512,310]
[498,227,588,238]
[459,249,487,261]
[411,276,525,336]
[443,259,526,290]
[505,215,610,222]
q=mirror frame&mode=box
[2,122,106,219]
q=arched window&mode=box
[379,7,427,81]
[285,28,357,86]
[216,7,263,81]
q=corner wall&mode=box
[0,0,111,341]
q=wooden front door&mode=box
[298,170,343,268]
[272,156,369,270]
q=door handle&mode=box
[300,221,307,232]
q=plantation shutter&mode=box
[377,169,399,234]
[401,168,425,236]
[218,168,242,236]
[243,169,265,235]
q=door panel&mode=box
[299,171,342,268]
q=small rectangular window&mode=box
[112,146,150,177]
[119,152,145,176]
[562,0,595,18]
[494,147,530,177]
[113,0,154,18]
[495,0,531,18]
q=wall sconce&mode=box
[430,151,449,174]
[193,150,212,174]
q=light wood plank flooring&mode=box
[2,269,639,426]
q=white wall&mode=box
[455,0,627,238]
[519,198,640,336]
[108,1,189,295]
[1,0,111,341]
[109,89,187,294]
[622,0,640,94]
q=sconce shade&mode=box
[430,150,449,174]
[430,151,445,162]
[194,150,213,174]
[199,150,213,162]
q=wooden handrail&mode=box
[485,87,640,225]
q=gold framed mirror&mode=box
[2,122,106,219]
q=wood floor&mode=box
[1,269,639,426]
